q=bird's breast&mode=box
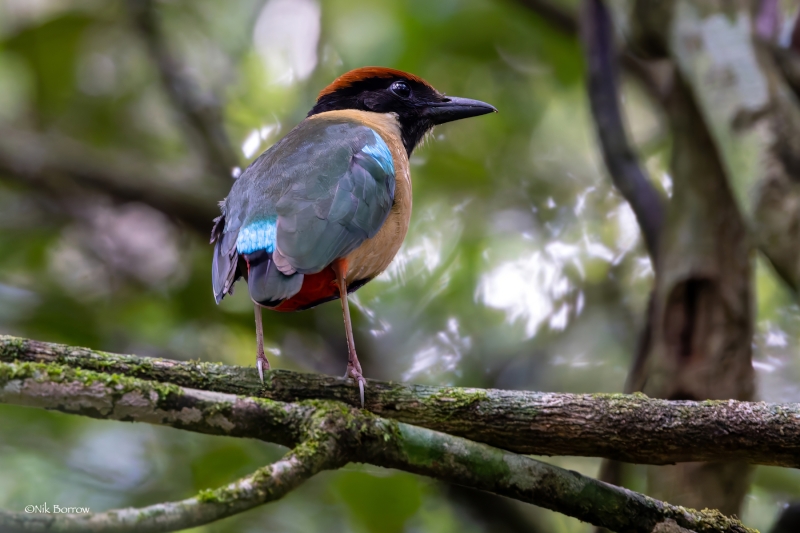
[340,111,411,284]
[345,188,411,283]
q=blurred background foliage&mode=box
[0,0,798,531]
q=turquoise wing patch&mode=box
[361,130,394,175]
[236,218,277,255]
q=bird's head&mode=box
[308,67,496,155]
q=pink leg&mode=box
[332,259,366,406]
[254,304,269,382]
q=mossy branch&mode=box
[0,442,338,533]
[0,357,754,533]
[4,335,800,468]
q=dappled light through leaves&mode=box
[2,0,800,532]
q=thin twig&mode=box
[513,0,671,100]
[124,0,239,180]
[579,0,664,261]
[0,128,219,234]
[514,0,577,34]
[0,442,339,533]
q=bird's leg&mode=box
[254,303,269,382]
[332,258,366,406]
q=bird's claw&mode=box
[256,353,270,383]
[345,365,367,407]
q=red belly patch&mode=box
[270,266,338,312]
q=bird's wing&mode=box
[211,213,240,304]
[212,119,395,303]
[273,122,396,274]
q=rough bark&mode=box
[522,0,800,293]
[5,336,800,469]
[627,0,800,293]
[627,57,755,520]
[0,354,756,533]
[523,0,800,527]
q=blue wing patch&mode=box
[237,218,277,254]
[360,131,394,175]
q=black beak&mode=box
[423,96,497,125]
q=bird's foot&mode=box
[256,351,270,383]
[344,363,367,407]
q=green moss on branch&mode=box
[0,443,335,533]
[4,335,800,469]
[0,353,756,533]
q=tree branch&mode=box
[513,0,577,34]
[579,0,665,261]
[0,442,336,533]
[0,128,219,235]
[372,419,752,533]
[517,0,800,289]
[0,360,310,447]
[124,0,239,180]
[619,0,800,294]
[0,357,755,533]
[3,335,800,469]
[513,0,673,99]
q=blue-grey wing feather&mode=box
[211,214,239,304]
[269,123,395,274]
[212,119,395,304]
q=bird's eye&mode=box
[390,81,411,98]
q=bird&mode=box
[211,66,495,405]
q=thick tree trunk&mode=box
[582,0,759,518]
[628,41,755,524]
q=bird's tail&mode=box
[244,250,304,307]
